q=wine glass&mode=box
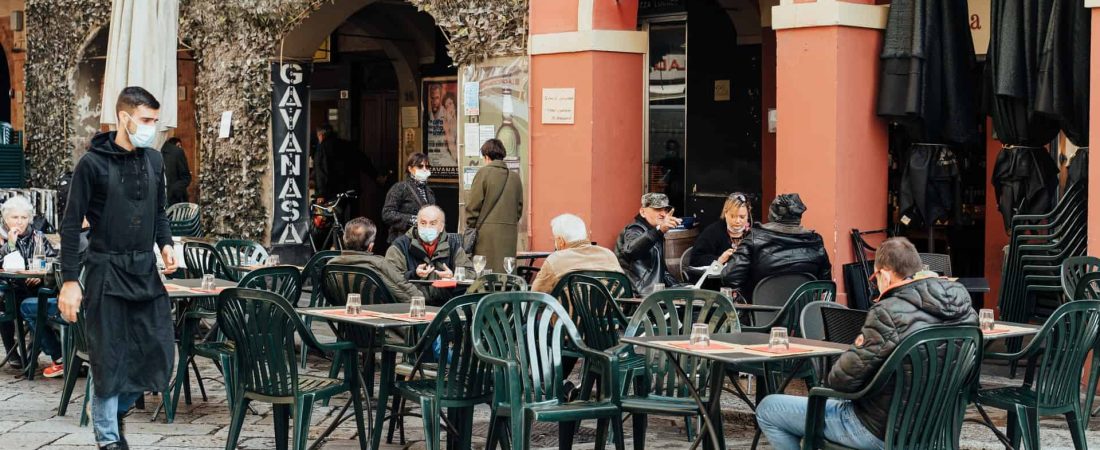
[503,257,516,275]
[689,323,710,347]
[409,296,427,318]
[472,255,487,276]
[266,254,280,267]
[346,293,362,315]
[979,309,995,331]
[769,327,790,351]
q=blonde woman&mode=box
[689,192,751,267]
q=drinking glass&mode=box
[202,274,215,291]
[503,257,516,275]
[454,267,466,281]
[346,293,362,315]
[979,309,995,331]
[689,323,710,347]
[482,268,493,278]
[472,255,487,275]
[651,283,666,294]
[409,296,427,318]
[266,254,280,267]
[769,327,790,351]
[720,287,735,299]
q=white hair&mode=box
[1,196,34,220]
[550,214,587,243]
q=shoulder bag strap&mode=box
[475,167,511,229]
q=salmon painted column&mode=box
[772,0,890,303]
[528,0,646,249]
[1084,0,1100,394]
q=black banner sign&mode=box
[271,63,311,250]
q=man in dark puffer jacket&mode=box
[756,237,977,450]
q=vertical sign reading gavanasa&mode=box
[271,62,311,247]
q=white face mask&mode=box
[123,113,157,148]
[412,169,431,182]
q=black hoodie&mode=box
[825,276,978,439]
[60,132,172,282]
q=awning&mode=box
[99,0,179,136]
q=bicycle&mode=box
[309,190,357,252]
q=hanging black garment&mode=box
[1035,0,1091,146]
[877,0,979,145]
[1066,148,1088,189]
[899,144,962,228]
[991,146,1060,231]
[987,0,1060,147]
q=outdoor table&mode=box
[0,269,49,280]
[980,321,1039,340]
[408,278,474,287]
[615,296,781,312]
[621,333,849,450]
[163,278,237,299]
[956,277,990,294]
[299,303,441,448]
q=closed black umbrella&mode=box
[1036,0,1090,147]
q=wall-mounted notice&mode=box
[478,125,495,148]
[464,122,481,157]
[463,82,480,116]
[463,167,479,190]
[401,106,419,128]
[541,88,575,124]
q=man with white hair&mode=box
[1,195,57,372]
[385,205,473,304]
[530,214,623,293]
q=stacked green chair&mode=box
[472,292,625,450]
[974,300,1100,450]
[1061,256,1100,302]
[372,293,493,450]
[166,202,202,237]
[617,288,740,448]
[218,288,367,450]
[467,273,527,293]
[214,239,269,282]
[296,250,341,368]
[1071,277,1100,420]
[802,326,982,450]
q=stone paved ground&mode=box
[1,338,1098,449]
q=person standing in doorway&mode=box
[58,87,178,450]
[465,138,523,273]
[160,137,192,205]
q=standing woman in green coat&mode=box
[465,138,524,273]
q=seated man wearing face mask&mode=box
[385,205,472,305]
[530,214,624,293]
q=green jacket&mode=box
[384,227,473,281]
[464,160,523,272]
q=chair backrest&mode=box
[299,250,342,307]
[1073,272,1100,300]
[1061,256,1100,301]
[800,300,847,341]
[839,326,982,449]
[624,289,739,399]
[758,281,835,336]
[679,246,694,282]
[467,273,528,293]
[1021,300,1100,408]
[183,241,228,280]
[238,266,303,305]
[414,293,494,401]
[471,292,590,405]
[570,270,635,299]
[551,274,629,351]
[821,307,868,344]
[321,264,397,306]
[215,239,269,268]
[217,288,315,398]
[167,203,202,237]
[751,272,815,324]
[516,266,540,284]
[918,253,953,277]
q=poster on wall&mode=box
[270,62,311,254]
[422,77,459,180]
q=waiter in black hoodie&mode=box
[58,87,177,450]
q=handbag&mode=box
[463,168,510,255]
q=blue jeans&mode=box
[19,296,61,361]
[92,391,143,445]
[756,394,884,450]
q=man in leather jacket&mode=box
[755,237,977,450]
[615,193,681,294]
[721,193,831,301]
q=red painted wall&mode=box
[530,0,580,34]
[983,118,1007,311]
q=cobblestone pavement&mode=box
[1,341,1098,449]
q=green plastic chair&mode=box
[372,293,494,450]
[974,300,1100,450]
[296,250,341,368]
[218,287,367,450]
[471,292,625,450]
[467,273,528,293]
[214,239,269,281]
[572,270,635,299]
[321,264,399,394]
[1074,275,1100,419]
[617,288,740,448]
[56,305,91,427]
[1061,256,1100,302]
[802,326,983,450]
[166,203,202,237]
[183,241,231,281]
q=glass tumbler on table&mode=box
[201,274,215,291]
[689,323,711,347]
[454,267,466,282]
[979,309,995,331]
[266,254,280,267]
[346,293,362,315]
[472,255,487,276]
[769,327,790,351]
[409,296,427,318]
[503,257,516,275]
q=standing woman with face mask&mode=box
[382,153,436,244]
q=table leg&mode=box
[665,350,725,450]
[310,351,375,450]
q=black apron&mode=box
[83,151,174,397]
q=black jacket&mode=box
[826,277,978,440]
[689,220,747,268]
[991,146,1060,231]
[160,141,191,205]
[615,215,678,294]
[720,222,831,301]
[382,179,435,243]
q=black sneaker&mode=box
[98,443,123,450]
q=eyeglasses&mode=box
[867,269,880,283]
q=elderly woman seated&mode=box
[0,196,58,374]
